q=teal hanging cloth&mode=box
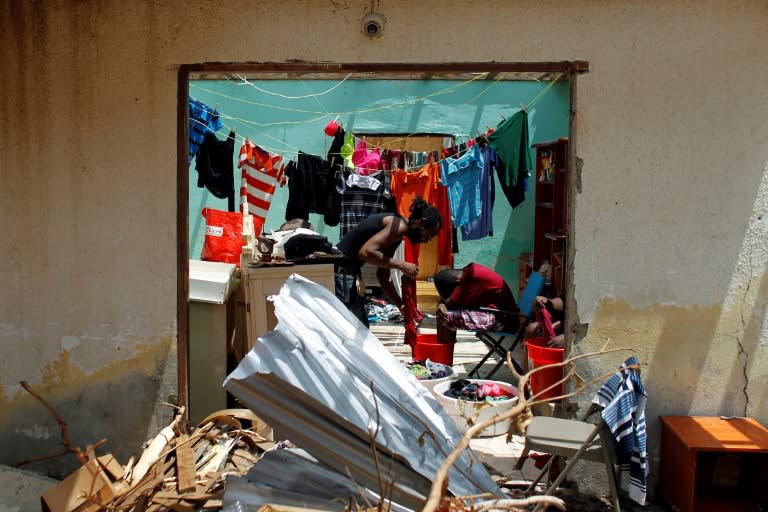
[486,110,532,208]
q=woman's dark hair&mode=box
[408,196,443,230]
[433,268,463,299]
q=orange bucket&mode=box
[412,333,455,366]
[525,337,564,400]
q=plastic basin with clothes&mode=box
[432,379,519,437]
[525,337,565,400]
[403,359,456,394]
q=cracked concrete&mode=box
[0,465,58,512]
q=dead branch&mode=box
[13,448,71,468]
[473,495,566,512]
[19,380,89,465]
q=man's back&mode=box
[451,263,516,310]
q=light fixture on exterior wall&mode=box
[362,1,385,38]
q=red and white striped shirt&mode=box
[238,141,285,236]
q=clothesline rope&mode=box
[525,72,564,110]
[190,72,490,123]
[189,71,564,173]
[234,72,354,99]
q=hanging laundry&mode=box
[346,173,381,191]
[440,144,484,229]
[461,145,500,241]
[389,164,452,266]
[339,169,389,238]
[325,127,347,227]
[188,97,223,163]
[389,164,442,216]
[351,139,381,176]
[239,140,285,236]
[487,110,532,208]
[195,130,236,212]
[284,152,334,222]
[379,149,403,171]
[340,132,355,168]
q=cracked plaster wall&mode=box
[1,0,766,489]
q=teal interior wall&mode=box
[188,78,569,291]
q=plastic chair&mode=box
[466,271,545,379]
[515,407,621,512]
[515,356,648,512]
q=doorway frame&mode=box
[176,61,588,411]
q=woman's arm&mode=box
[358,216,418,277]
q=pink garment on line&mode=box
[351,140,382,175]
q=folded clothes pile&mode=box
[365,302,403,323]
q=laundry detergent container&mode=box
[433,379,519,437]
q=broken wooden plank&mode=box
[176,434,197,493]
[129,408,184,485]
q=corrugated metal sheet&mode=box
[224,446,412,512]
[224,274,503,509]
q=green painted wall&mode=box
[189,78,569,290]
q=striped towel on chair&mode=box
[592,355,648,506]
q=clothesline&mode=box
[189,70,562,175]
[190,71,492,123]
[190,69,561,152]
[190,70,562,130]
[189,114,478,174]
[234,72,355,99]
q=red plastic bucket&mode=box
[412,333,455,366]
[525,337,565,400]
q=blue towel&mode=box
[592,356,648,505]
[518,271,544,317]
[188,97,223,163]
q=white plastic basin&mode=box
[418,366,456,395]
[404,360,456,394]
[433,379,519,437]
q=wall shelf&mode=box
[532,138,568,297]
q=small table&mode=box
[659,416,768,512]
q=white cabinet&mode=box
[188,260,239,425]
[241,264,335,350]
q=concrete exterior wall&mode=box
[1,0,766,493]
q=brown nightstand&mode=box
[659,416,768,512]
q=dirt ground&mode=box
[552,488,614,511]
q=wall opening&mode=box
[177,61,587,412]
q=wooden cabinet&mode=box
[532,138,568,297]
[241,264,335,350]
[659,416,768,512]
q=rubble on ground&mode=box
[41,408,274,512]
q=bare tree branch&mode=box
[19,380,89,465]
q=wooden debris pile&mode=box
[41,407,274,512]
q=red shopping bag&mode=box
[200,208,247,265]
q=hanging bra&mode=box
[351,140,381,176]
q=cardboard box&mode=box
[41,458,117,512]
